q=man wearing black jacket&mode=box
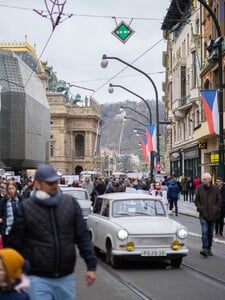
[8,164,97,300]
[215,177,225,237]
[195,173,221,257]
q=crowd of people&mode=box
[0,168,225,297]
[0,166,96,300]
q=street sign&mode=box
[111,21,135,44]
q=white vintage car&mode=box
[87,193,188,268]
[60,186,92,220]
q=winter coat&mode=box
[195,184,222,221]
[167,182,180,200]
[7,190,97,278]
[219,184,225,209]
[94,183,106,195]
[0,196,22,236]
[0,290,30,300]
[180,179,189,192]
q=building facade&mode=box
[48,92,102,175]
[193,0,225,180]
[162,0,202,179]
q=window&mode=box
[50,145,54,157]
[192,51,197,88]
[187,34,189,57]
[75,134,84,157]
[181,66,186,99]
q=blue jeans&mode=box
[200,217,215,250]
[28,273,76,300]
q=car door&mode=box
[92,198,111,251]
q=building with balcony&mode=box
[193,0,225,179]
[162,0,202,178]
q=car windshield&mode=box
[112,199,165,217]
[62,190,88,200]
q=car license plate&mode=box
[141,250,167,256]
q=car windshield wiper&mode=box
[135,211,151,216]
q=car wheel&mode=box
[106,242,121,268]
[171,257,183,268]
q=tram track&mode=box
[182,263,225,288]
[99,260,155,300]
[98,255,225,299]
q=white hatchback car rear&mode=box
[60,186,92,220]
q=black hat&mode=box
[34,165,60,182]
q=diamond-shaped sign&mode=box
[112,21,135,44]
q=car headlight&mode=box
[117,229,128,240]
[177,228,188,239]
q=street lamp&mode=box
[120,106,149,123]
[124,116,147,127]
[101,54,160,162]
[109,83,152,124]
[197,0,224,178]
[134,128,146,134]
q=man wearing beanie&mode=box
[0,248,30,299]
[8,164,97,300]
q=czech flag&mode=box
[146,125,157,152]
[200,89,219,135]
[141,136,149,163]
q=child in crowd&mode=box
[0,248,30,300]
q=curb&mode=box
[188,231,225,245]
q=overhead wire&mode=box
[0,2,165,97]
[0,4,163,21]
[93,37,164,95]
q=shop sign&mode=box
[184,147,199,159]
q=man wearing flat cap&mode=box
[8,164,97,300]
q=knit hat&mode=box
[0,248,24,282]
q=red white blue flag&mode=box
[141,136,149,163]
[200,89,219,135]
[146,125,157,152]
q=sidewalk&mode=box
[176,195,225,245]
[178,198,198,218]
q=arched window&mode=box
[75,134,84,157]
[50,145,54,157]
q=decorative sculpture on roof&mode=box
[44,65,83,104]
[45,65,58,92]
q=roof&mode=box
[59,186,87,192]
[161,0,191,31]
[97,192,160,201]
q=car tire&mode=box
[106,242,121,268]
[171,257,182,268]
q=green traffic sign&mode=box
[112,21,135,44]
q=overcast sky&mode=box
[0,0,170,104]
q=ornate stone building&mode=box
[48,92,102,175]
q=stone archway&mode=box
[75,165,83,175]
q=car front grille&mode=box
[131,236,174,247]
